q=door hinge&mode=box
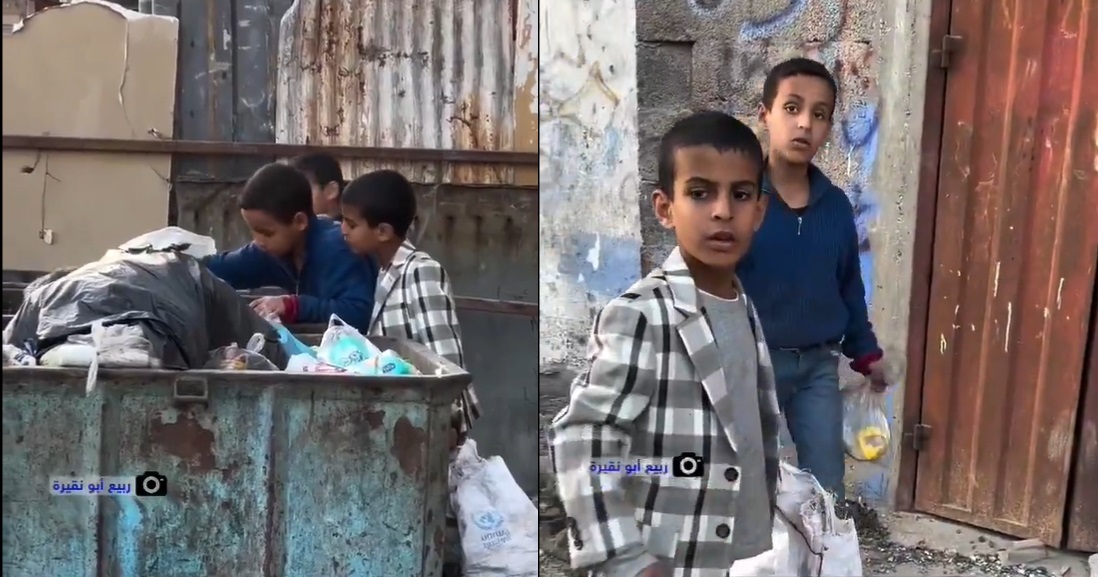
[906,423,932,452]
[937,35,963,69]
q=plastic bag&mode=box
[39,321,160,395]
[317,314,382,367]
[450,440,538,577]
[4,252,285,370]
[3,344,37,367]
[842,384,892,462]
[118,226,217,259]
[284,353,347,374]
[205,333,278,371]
[730,461,863,577]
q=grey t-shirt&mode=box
[699,289,773,561]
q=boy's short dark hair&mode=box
[341,169,417,237]
[238,162,314,223]
[290,152,345,190]
[657,110,765,193]
[761,57,838,115]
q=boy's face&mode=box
[760,74,834,164]
[653,146,767,270]
[241,209,308,258]
[339,204,394,257]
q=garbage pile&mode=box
[2,228,282,372]
[213,313,425,377]
[0,227,425,377]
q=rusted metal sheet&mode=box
[275,0,516,184]
[142,0,295,180]
[913,0,1098,544]
[1,135,538,166]
[511,0,537,186]
[1066,281,1098,551]
[171,179,541,492]
[1,339,466,577]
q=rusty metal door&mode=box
[1066,281,1098,551]
[913,0,1098,544]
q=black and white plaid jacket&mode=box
[369,240,480,433]
[548,247,782,577]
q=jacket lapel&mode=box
[369,240,416,331]
[658,248,740,452]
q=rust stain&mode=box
[390,416,427,479]
[364,408,385,430]
[434,525,444,552]
[147,410,216,472]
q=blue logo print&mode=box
[472,509,505,531]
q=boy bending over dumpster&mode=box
[203,162,378,332]
[339,169,481,576]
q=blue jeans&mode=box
[771,345,846,500]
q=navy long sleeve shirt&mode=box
[737,165,881,361]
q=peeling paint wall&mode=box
[539,0,642,369]
[634,0,931,507]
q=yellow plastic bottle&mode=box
[855,426,888,461]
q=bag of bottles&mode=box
[841,383,892,462]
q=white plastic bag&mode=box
[40,321,159,394]
[842,383,892,462]
[119,227,217,258]
[317,314,382,368]
[729,461,862,577]
[450,439,537,577]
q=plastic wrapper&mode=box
[205,333,278,371]
[842,383,892,462]
[315,315,419,376]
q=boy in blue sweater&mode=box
[737,58,889,499]
[204,162,378,332]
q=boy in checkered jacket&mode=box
[549,112,782,577]
[338,169,480,439]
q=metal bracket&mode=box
[172,375,209,405]
[937,35,963,69]
[907,423,932,452]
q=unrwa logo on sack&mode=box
[473,509,504,531]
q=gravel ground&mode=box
[536,370,1079,577]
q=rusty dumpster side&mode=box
[1,338,468,577]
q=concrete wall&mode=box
[539,0,643,369]
[538,0,932,506]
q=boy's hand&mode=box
[866,358,890,392]
[251,296,286,319]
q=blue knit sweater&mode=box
[737,165,880,361]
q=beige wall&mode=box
[2,1,178,271]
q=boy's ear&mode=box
[652,188,674,230]
[323,181,341,202]
[757,102,768,124]
[753,193,769,231]
[291,211,310,231]
[376,222,397,242]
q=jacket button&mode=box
[724,467,740,482]
[716,523,731,539]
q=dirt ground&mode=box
[536,370,1094,577]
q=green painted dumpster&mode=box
[1,336,469,577]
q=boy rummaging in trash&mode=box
[339,169,481,576]
[549,111,781,577]
[339,169,481,437]
[203,162,378,332]
[290,151,346,221]
[737,57,890,501]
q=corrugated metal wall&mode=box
[140,0,540,493]
[276,0,515,184]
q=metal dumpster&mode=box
[2,337,470,577]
